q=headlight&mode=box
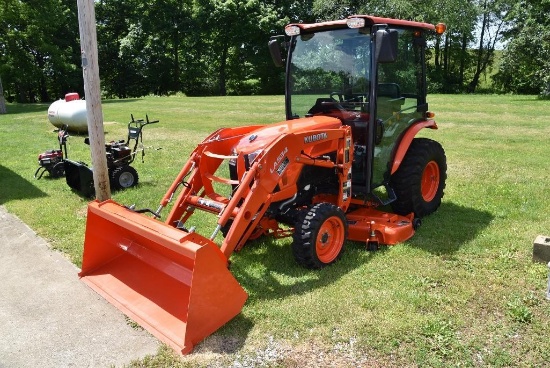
[245,149,263,168]
[347,18,365,29]
[285,25,301,36]
[229,148,238,166]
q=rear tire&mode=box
[292,203,348,269]
[111,166,139,190]
[390,138,446,218]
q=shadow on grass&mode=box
[0,103,48,115]
[216,202,494,352]
[202,313,255,354]
[512,96,550,102]
[408,201,494,254]
[216,237,370,353]
[230,201,493,303]
[230,235,378,303]
[62,168,161,200]
[0,165,47,204]
[102,98,143,104]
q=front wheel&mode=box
[292,203,348,269]
[390,138,447,218]
[110,166,139,190]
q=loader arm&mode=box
[221,126,353,259]
[163,124,353,261]
[162,125,262,220]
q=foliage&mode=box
[310,0,507,93]
[0,76,6,113]
[506,296,534,324]
[0,0,81,102]
[0,0,545,100]
[493,0,550,95]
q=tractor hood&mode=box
[232,115,342,155]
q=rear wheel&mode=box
[292,203,348,269]
[111,166,139,190]
[390,138,446,218]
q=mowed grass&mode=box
[1,94,549,367]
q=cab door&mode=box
[371,29,428,189]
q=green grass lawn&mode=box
[1,94,549,367]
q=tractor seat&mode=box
[307,98,344,116]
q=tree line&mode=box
[0,0,548,103]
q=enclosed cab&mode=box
[266,16,446,215]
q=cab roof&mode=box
[288,15,436,33]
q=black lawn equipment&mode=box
[63,114,159,197]
[34,125,70,179]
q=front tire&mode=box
[292,203,348,269]
[110,166,139,190]
[390,138,446,218]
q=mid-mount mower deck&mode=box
[79,15,447,354]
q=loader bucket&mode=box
[79,200,248,354]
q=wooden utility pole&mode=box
[0,76,6,114]
[76,0,110,201]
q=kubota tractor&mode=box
[79,15,447,354]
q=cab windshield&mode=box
[288,26,427,189]
[289,28,371,118]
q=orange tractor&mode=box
[79,15,447,354]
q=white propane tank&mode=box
[47,93,88,133]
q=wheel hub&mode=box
[119,172,135,187]
[421,160,440,201]
[320,231,330,245]
[315,216,345,263]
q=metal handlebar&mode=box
[129,114,159,129]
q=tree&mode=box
[0,76,6,113]
[493,0,550,95]
[312,0,360,20]
[95,0,145,98]
[1,0,543,99]
[466,0,511,93]
[96,0,194,97]
[193,0,282,96]
[0,0,81,102]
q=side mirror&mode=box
[375,29,398,63]
[268,38,284,68]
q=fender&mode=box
[390,120,438,175]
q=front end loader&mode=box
[79,15,447,354]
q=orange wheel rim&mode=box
[316,216,345,263]
[421,160,440,202]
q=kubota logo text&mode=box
[304,132,328,143]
